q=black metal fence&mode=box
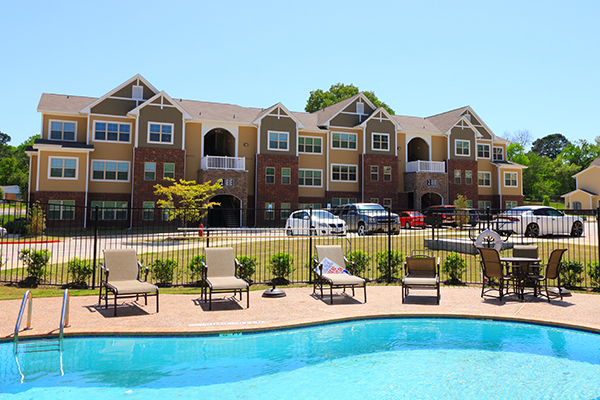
[1,200,599,290]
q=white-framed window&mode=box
[92,160,129,181]
[49,157,78,179]
[265,202,275,220]
[299,169,322,187]
[143,201,155,221]
[371,166,379,181]
[49,120,76,141]
[331,198,357,207]
[383,198,392,208]
[281,203,291,220]
[90,201,128,221]
[163,163,175,179]
[465,170,473,184]
[331,164,357,182]
[372,133,389,151]
[454,170,461,184]
[370,198,379,204]
[505,201,518,209]
[148,122,174,144]
[477,143,490,158]
[384,166,392,182]
[504,172,518,187]
[493,147,504,161]
[93,121,131,143]
[478,200,491,210]
[298,136,322,154]
[331,132,357,150]
[145,162,156,180]
[281,168,291,184]
[455,140,470,156]
[268,131,288,151]
[48,200,75,220]
[266,167,275,184]
[478,171,491,187]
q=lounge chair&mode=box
[201,247,249,310]
[99,249,159,316]
[530,248,567,302]
[402,250,440,304]
[477,247,514,301]
[313,245,366,304]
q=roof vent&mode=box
[132,85,143,100]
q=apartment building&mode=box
[26,74,525,228]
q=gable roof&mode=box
[392,115,441,134]
[359,107,402,130]
[426,106,469,133]
[252,103,306,129]
[79,74,159,114]
[37,93,95,113]
[313,93,376,127]
[127,91,192,120]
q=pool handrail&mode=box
[13,290,33,354]
[59,289,70,349]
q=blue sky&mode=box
[1,0,598,148]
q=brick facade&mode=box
[361,154,399,208]
[255,154,299,224]
[448,159,478,206]
[403,171,448,210]
[31,191,86,228]
[132,147,185,209]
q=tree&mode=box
[531,133,570,160]
[560,139,600,170]
[305,83,395,115]
[504,129,533,148]
[154,178,222,226]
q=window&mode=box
[90,201,127,221]
[49,121,76,141]
[505,201,518,209]
[372,133,389,151]
[266,167,275,184]
[299,203,322,209]
[331,198,357,207]
[493,147,504,161]
[504,172,518,187]
[268,131,288,150]
[466,200,473,208]
[94,122,131,142]
[48,200,75,220]
[299,169,322,186]
[49,157,77,179]
[281,203,291,220]
[383,198,392,208]
[92,161,129,181]
[370,198,379,204]
[454,170,461,184]
[298,137,322,153]
[478,201,491,210]
[465,170,473,185]
[384,166,392,182]
[331,164,357,182]
[281,168,290,184]
[163,163,175,179]
[332,132,357,149]
[143,202,155,221]
[455,140,470,156]
[478,172,491,186]
[145,162,156,180]
[371,166,379,181]
[477,144,490,158]
[265,203,275,220]
[148,123,173,144]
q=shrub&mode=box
[151,259,177,285]
[542,195,550,206]
[28,201,46,236]
[375,250,404,280]
[269,252,294,280]
[187,255,205,281]
[346,250,371,276]
[18,248,51,283]
[442,252,467,282]
[453,194,469,228]
[560,260,584,287]
[587,261,600,288]
[236,255,257,283]
[5,218,28,235]
[68,257,93,286]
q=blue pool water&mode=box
[2,318,600,399]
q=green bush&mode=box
[560,260,584,287]
[375,250,404,280]
[68,257,93,286]
[187,255,205,281]
[587,261,600,288]
[236,255,257,283]
[5,218,28,235]
[442,252,467,282]
[18,248,51,283]
[346,250,371,276]
[151,259,177,285]
[269,252,294,280]
[542,195,550,206]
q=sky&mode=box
[1,0,599,149]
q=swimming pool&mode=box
[2,318,600,399]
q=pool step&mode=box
[17,339,60,354]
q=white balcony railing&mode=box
[405,160,445,173]
[201,155,245,171]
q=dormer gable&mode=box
[315,93,376,128]
[252,103,305,129]
[81,74,159,116]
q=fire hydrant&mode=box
[199,222,204,237]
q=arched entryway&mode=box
[207,195,242,227]
[204,128,235,157]
[407,137,429,162]
[421,193,442,210]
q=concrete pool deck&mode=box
[1,285,599,339]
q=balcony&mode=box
[405,160,445,173]
[201,155,245,171]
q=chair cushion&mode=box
[402,276,439,286]
[108,280,158,295]
[321,273,365,285]
[207,276,248,290]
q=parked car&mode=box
[333,203,400,235]
[422,205,479,227]
[0,226,6,238]
[494,206,584,237]
[398,211,426,229]
[285,210,347,236]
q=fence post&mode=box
[387,207,392,284]
[91,205,99,290]
[309,206,313,283]
[597,207,600,265]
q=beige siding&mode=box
[43,114,88,142]
[575,167,600,194]
[397,132,405,191]
[89,115,136,144]
[37,150,87,192]
[298,151,327,198]
[431,136,447,161]
[239,126,257,194]
[184,122,203,181]
[500,169,522,196]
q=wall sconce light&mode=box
[396,146,401,150]
[244,143,249,147]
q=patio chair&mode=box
[477,247,514,301]
[402,250,440,304]
[313,245,366,304]
[513,244,540,295]
[201,247,249,310]
[530,248,567,302]
[99,249,159,316]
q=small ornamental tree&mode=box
[28,201,46,236]
[154,178,222,226]
[453,194,469,228]
[269,252,294,283]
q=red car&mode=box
[398,211,426,229]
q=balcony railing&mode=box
[405,160,445,173]
[201,155,245,171]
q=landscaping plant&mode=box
[269,252,294,283]
[187,255,205,281]
[375,249,404,281]
[442,252,467,283]
[560,260,584,287]
[346,250,371,276]
[18,248,51,284]
[587,261,600,288]
[151,258,178,285]
[28,201,46,236]
[67,257,93,287]
[236,255,257,283]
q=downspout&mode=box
[498,167,502,209]
[83,114,90,228]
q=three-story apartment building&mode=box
[27,74,525,228]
